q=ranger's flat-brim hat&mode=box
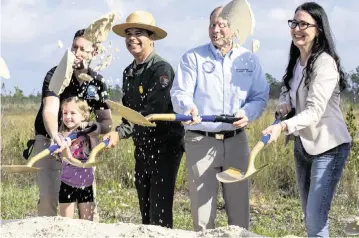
[112,11,167,40]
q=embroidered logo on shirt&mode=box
[85,85,99,100]
[236,68,253,73]
[202,61,215,73]
[159,75,170,88]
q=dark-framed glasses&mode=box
[288,20,317,30]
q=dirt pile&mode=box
[1,216,265,237]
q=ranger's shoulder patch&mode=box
[159,75,170,88]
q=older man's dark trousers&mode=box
[133,137,183,228]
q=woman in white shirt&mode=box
[262,2,352,237]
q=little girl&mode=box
[58,96,98,221]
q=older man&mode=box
[105,11,184,228]
[32,29,112,217]
[170,6,269,231]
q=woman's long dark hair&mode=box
[283,2,347,92]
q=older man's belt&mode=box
[188,128,243,140]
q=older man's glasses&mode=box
[288,20,317,30]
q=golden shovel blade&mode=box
[1,165,40,173]
[345,219,359,236]
[216,118,279,183]
[216,167,244,183]
[240,164,269,181]
[216,140,269,183]
[1,149,51,173]
[106,100,156,127]
[216,164,269,183]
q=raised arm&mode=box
[43,96,61,141]
[41,67,64,148]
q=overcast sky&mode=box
[1,0,358,95]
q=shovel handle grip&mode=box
[261,109,295,145]
[213,115,242,123]
[260,118,281,145]
[103,138,110,147]
[175,114,241,123]
[48,124,97,153]
[175,114,213,121]
[261,110,295,144]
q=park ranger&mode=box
[104,11,184,228]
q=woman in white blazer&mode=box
[262,2,352,237]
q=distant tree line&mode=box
[2,66,359,104]
[264,66,359,102]
[0,83,124,105]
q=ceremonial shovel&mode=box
[216,110,296,183]
[216,117,280,183]
[106,100,156,127]
[1,125,97,173]
[107,100,244,125]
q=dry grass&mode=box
[1,103,358,237]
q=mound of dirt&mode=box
[1,217,265,237]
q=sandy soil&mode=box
[0,217,266,238]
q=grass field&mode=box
[1,102,358,237]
